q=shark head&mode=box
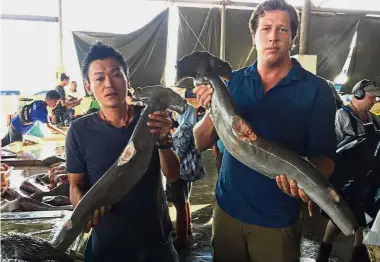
[132,85,186,114]
[175,51,232,86]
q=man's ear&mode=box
[84,81,93,96]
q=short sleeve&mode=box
[35,105,49,124]
[65,125,86,174]
[56,87,66,100]
[307,81,337,159]
[335,109,356,143]
[61,89,66,99]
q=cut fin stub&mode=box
[117,141,137,166]
[231,116,257,142]
[327,187,340,203]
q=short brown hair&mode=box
[249,0,300,40]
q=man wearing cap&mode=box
[317,79,380,262]
[335,79,380,141]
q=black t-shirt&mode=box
[65,107,172,259]
[55,85,66,113]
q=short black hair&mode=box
[81,41,129,82]
[249,0,300,40]
[45,90,61,100]
[60,73,70,81]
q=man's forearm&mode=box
[159,148,180,182]
[193,112,218,152]
[311,156,335,178]
[68,173,87,207]
[70,185,84,207]
[71,100,81,106]
[66,100,80,109]
[60,100,68,107]
[47,123,66,135]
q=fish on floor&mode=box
[1,233,83,262]
[1,197,73,212]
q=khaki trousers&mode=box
[212,203,302,262]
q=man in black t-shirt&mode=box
[66,42,180,262]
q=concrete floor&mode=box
[171,150,355,262]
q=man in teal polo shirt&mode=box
[192,0,336,261]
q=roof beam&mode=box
[149,0,380,16]
[0,14,58,22]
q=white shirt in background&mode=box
[66,90,79,101]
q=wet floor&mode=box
[171,150,354,262]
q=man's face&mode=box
[71,82,77,92]
[362,92,377,110]
[46,99,59,109]
[63,79,70,86]
[253,10,293,67]
[86,58,128,109]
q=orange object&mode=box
[1,163,9,172]
[0,165,13,194]
[1,172,6,182]
[1,172,8,193]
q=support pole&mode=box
[58,0,63,68]
[299,0,311,55]
[220,0,226,60]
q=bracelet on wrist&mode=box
[157,135,173,149]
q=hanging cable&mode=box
[177,6,212,52]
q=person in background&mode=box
[52,73,81,124]
[335,80,380,142]
[317,79,380,262]
[192,0,336,261]
[1,90,66,147]
[66,81,81,101]
[166,103,199,249]
[66,81,82,118]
